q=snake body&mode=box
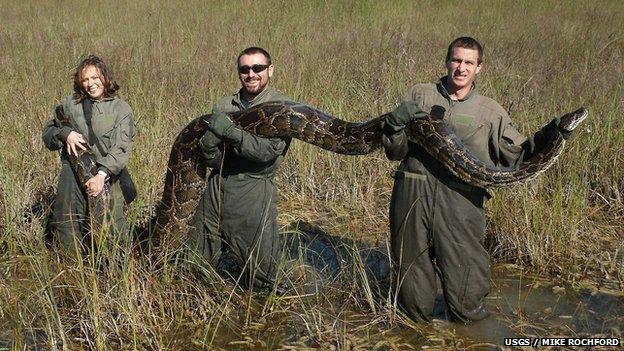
[55,106,110,227]
[150,101,587,240]
[404,107,588,188]
[55,101,587,241]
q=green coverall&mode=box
[190,86,292,290]
[383,78,560,323]
[42,96,135,253]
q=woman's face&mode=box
[81,65,105,100]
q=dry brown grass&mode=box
[1,0,623,349]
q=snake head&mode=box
[55,105,69,123]
[558,107,588,132]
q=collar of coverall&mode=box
[436,76,477,102]
[73,95,116,105]
[234,85,275,108]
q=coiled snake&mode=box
[63,101,588,241]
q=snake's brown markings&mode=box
[61,101,588,241]
[55,106,112,231]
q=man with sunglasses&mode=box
[383,37,569,324]
[190,47,292,291]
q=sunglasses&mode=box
[238,64,270,74]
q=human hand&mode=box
[201,129,222,148]
[208,112,236,138]
[85,174,106,197]
[200,130,223,162]
[387,101,427,128]
[66,131,88,156]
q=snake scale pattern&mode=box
[53,101,587,241]
[55,106,111,227]
[150,101,587,240]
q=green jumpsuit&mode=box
[190,86,292,290]
[42,96,135,253]
[384,78,559,323]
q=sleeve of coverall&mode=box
[199,130,224,169]
[204,104,228,168]
[496,111,562,167]
[96,105,135,176]
[42,103,74,151]
[234,134,288,163]
[211,102,289,163]
[382,87,424,161]
[382,125,409,161]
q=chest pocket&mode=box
[448,113,486,143]
[92,114,117,149]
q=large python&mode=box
[54,106,110,230]
[64,101,588,241]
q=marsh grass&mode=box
[1,0,623,349]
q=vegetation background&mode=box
[0,0,622,349]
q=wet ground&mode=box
[425,266,624,348]
[283,222,624,348]
[2,221,622,349]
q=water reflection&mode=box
[282,221,623,347]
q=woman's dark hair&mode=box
[73,54,119,101]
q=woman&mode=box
[42,55,135,253]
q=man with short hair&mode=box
[383,37,568,323]
[190,47,291,290]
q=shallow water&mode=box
[426,266,624,348]
[3,223,622,350]
[284,222,624,348]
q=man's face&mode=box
[445,47,482,92]
[238,53,273,97]
[81,65,105,100]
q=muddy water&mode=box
[285,222,624,348]
[426,266,624,347]
[3,223,622,350]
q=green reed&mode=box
[0,0,622,349]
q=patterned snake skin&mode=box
[150,101,587,240]
[57,101,587,241]
[55,106,110,228]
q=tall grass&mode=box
[1,0,623,349]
